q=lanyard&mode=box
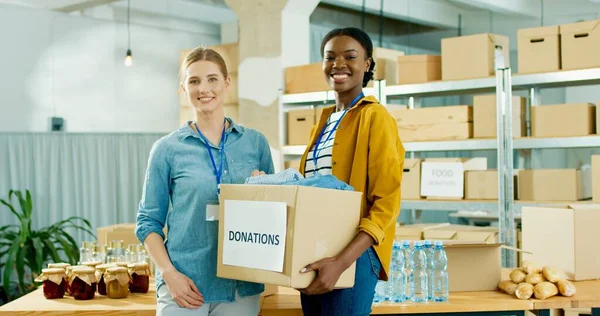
[312,92,364,174]
[194,120,226,196]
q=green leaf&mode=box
[42,239,62,264]
[0,197,22,222]
[32,237,44,275]
[25,190,33,219]
[53,234,75,265]
[15,243,27,292]
[3,239,20,295]
[12,190,29,219]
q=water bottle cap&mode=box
[423,240,432,246]
[414,241,423,247]
[434,240,444,247]
[393,241,401,249]
[401,240,410,246]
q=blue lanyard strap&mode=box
[194,120,226,194]
[312,92,364,172]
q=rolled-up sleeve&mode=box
[259,134,275,175]
[135,139,171,243]
[359,110,405,245]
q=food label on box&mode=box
[223,200,287,272]
[420,162,465,198]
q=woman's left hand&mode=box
[299,256,347,295]
[250,170,266,177]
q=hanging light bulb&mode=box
[124,49,133,67]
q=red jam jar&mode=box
[95,263,116,295]
[104,267,131,299]
[35,268,67,299]
[69,267,97,300]
[65,265,87,296]
[128,262,150,293]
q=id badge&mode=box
[206,200,220,221]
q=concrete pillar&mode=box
[224,0,319,170]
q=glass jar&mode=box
[128,262,150,293]
[93,244,107,263]
[79,241,96,263]
[104,267,131,299]
[95,263,116,295]
[69,267,96,300]
[106,240,125,262]
[35,268,67,299]
[65,265,87,296]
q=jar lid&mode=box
[71,266,95,274]
[42,268,67,275]
[106,266,128,274]
[66,265,87,273]
[48,263,71,269]
[96,263,116,271]
[81,260,102,267]
[113,262,128,267]
[127,262,149,269]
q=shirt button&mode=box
[224,170,228,174]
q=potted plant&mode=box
[0,189,94,301]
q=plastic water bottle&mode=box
[431,241,449,302]
[410,241,428,302]
[401,240,412,300]
[373,280,386,303]
[423,240,434,301]
[386,241,406,302]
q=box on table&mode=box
[517,25,561,74]
[464,170,519,200]
[423,225,498,243]
[531,103,596,137]
[420,157,488,199]
[522,205,600,280]
[560,20,600,70]
[402,158,422,200]
[518,168,592,201]
[473,95,527,138]
[442,33,510,81]
[593,155,600,203]
[217,184,362,288]
[287,109,315,145]
[284,63,330,94]
[445,242,502,292]
[371,47,405,85]
[397,55,441,84]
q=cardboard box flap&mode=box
[519,25,560,38]
[403,158,421,170]
[561,20,600,35]
[456,231,497,242]
[423,230,456,240]
[489,33,510,50]
[443,241,502,248]
[398,55,441,63]
[566,204,600,210]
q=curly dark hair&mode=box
[320,27,375,88]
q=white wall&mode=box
[0,4,220,133]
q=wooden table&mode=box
[2,281,599,316]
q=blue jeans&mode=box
[300,247,381,316]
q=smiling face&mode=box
[181,60,230,113]
[322,35,371,93]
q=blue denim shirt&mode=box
[135,119,275,303]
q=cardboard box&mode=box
[97,224,141,247]
[519,169,592,201]
[473,95,527,138]
[563,308,592,316]
[423,225,498,243]
[397,55,441,84]
[531,103,596,137]
[372,47,405,85]
[390,105,472,126]
[597,103,600,134]
[464,170,519,200]
[395,223,446,241]
[399,123,472,142]
[518,25,561,74]
[445,242,502,292]
[402,158,422,200]
[284,160,302,171]
[287,109,315,145]
[560,20,600,70]
[442,33,510,81]
[217,184,362,288]
[593,155,600,203]
[284,63,331,94]
[522,205,600,280]
[420,158,487,199]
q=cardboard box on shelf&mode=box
[420,157,487,199]
[284,160,302,171]
[464,170,519,200]
[372,47,405,85]
[531,103,596,137]
[517,25,561,74]
[284,63,330,94]
[390,105,472,126]
[519,168,592,201]
[593,155,600,203]
[402,158,422,200]
[287,109,315,145]
[441,33,510,81]
[473,95,527,138]
[217,184,362,288]
[560,20,600,70]
[399,123,472,142]
[522,205,600,280]
[396,55,441,84]
[445,242,502,292]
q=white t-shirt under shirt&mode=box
[304,110,345,177]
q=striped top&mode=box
[304,110,344,177]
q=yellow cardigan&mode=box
[299,95,405,281]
